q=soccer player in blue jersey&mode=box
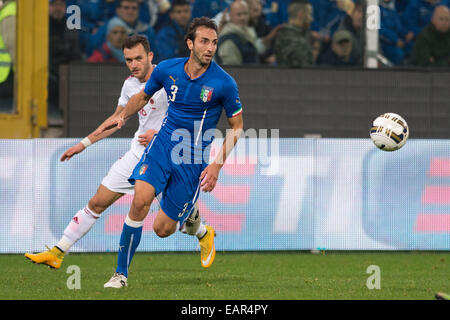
[95,17,244,288]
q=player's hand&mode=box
[93,115,125,136]
[60,143,85,161]
[200,163,221,192]
[138,129,157,147]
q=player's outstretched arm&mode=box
[200,114,244,192]
[94,89,150,136]
[60,105,125,161]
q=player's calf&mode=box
[56,206,101,252]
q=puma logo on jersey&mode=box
[169,75,177,84]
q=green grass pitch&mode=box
[1,251,449,300]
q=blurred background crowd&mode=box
[43,0,450,123]
[47,0,449,68]
[0,0,449,127]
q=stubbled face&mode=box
[123,44,153,80]
[170,4,192,28]
[187,26,218,66]
[108,26,128,49]
[295,4,313,30]
[247,0,262,22]
[117,1,139,25]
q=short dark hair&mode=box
[122,34,150,53]
[287,2,310,20]
[184,17,218,42]
[170,0,190,10]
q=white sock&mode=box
[195,222,207,239]
[125,214,144,228]
[56,206,101,252]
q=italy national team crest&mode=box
[139,164,148,175]
[200,86,214,102]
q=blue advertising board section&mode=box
[0,138,449,253]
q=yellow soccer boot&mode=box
[199,225,216,268]
[24,246,64,269]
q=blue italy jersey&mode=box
[144,57,242,161]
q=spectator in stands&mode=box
[317,29,356,66]
[315,0,354,43]
[137,0,171,29]
[87,17,128,62]
[410,5,450,66]
[337,0,363,65]
[75,0,171,31]
[71,0,106,35]
[246,0,280,64]
[403,0,449,38]
[88,0,159,61]
[155,0,191,61]
[247,0,273,38]
[49,0,82,113]
[0,0,15,109]
[273,2,315,67]
[379,0,407,65]
[71,0,105,58]
[402,0,449,56]
[216,0,262,65]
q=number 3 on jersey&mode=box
[178,202,189,218]
[168,85,178,102]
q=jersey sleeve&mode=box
[117,79,130,107]
[144,64,164,97]
[222,77,242,118]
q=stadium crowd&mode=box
[49,0,450,68]
[46,0,450,111]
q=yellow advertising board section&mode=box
[0,0,48,138]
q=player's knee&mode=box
[153,222,175,238]
[132,195,150,212]
[88,198,106,214]
[130,196,151,221]
[153,225,170,238]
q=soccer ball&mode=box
[370,113,409,151]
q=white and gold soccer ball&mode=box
[370,113,409,151]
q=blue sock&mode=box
[116,220,143,277]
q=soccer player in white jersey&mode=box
[25,35,210,269]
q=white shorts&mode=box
[101,150,140,194]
